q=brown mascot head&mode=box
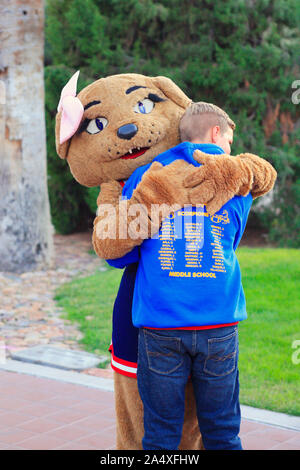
[55,72,191,186]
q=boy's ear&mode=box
[55,111,70,159]
[151,76,192,110]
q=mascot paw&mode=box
[183,151,242,215]
[137,159,192,208]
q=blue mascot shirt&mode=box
[107,142,252,330]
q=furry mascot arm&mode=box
[93,159,193,260]
[235,153,277,198]
[93,151,277,259]
[92,179,143,261]
[184,151,277,215]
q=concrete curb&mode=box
[1,359,300,432]
[240,405,300,432]
[0,359,114,392]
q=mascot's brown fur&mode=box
[56,73,276,450]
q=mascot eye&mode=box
[134,99,154,114]
[86,117,108,134]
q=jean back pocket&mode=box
[143,329,183,375]
[204,328,238,377]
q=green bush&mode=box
[256,132,300,247]
[45,0,300,244]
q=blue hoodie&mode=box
[107,142,252,329]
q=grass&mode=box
[236,247,300,416]
[55,247,300,415]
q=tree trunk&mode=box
[0,1,53,272]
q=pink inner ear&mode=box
[59,96,84,145]
[57,70,80,112]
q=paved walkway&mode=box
[0,369,116,450]
[0,367,299,450]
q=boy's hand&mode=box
[183,150,254,215]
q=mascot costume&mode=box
[55,71,276,449]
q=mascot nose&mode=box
[117,123,138,140]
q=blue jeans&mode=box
[137,325,242,450]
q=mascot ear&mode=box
[55,111,70,159]
[55,70,83,159]
[151,76,192,109]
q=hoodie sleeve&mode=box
[233,193,253,251]
[106,246,140,269]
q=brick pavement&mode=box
[0,369,299,450]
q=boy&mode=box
[107,102,253,450]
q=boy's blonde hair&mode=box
[179,101,236,142]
